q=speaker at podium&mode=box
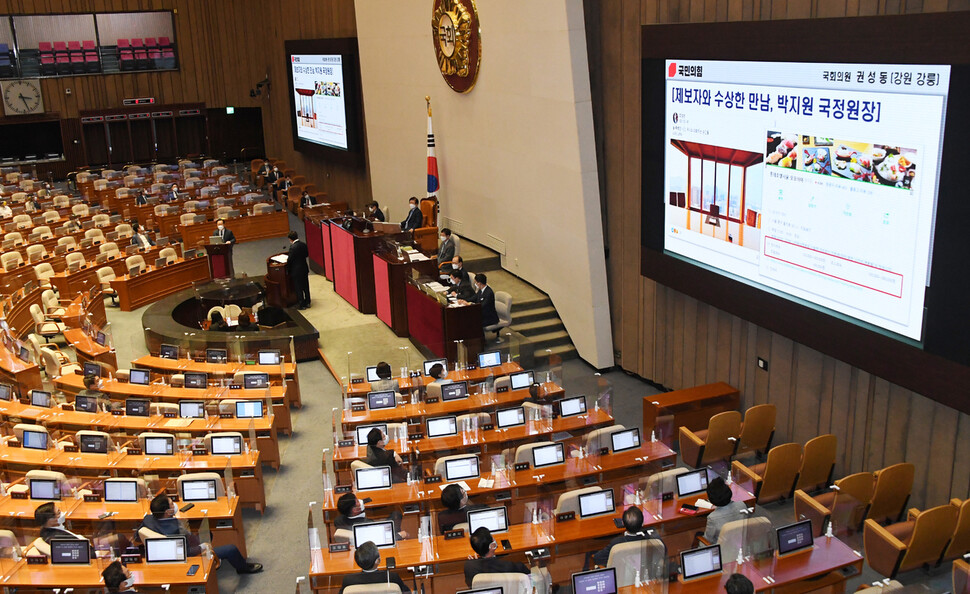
[203,237,234,279]
[265,253,298,308]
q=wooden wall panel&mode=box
[0,0,371,206]
[587,0,970,508]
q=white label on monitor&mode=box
[663,60,950,341]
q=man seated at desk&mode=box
[236,313,258,331]
[447,269,475,301]
[339,541,411,593]
[451,256,469,284]
[427,363,452,387]
[726,573,755,594]
[464,526,531,587]
[168,183,182,202]
[102,560,137,594]
[36,502,90,546]
[335,492,406,538]
[400,197,422,231]
[214,218,235,244]
[439,483,487,533]
[365,427,407,484]
[588,506,657,569]
[0,201,11,219]
[365,201,384,221]
[134,190,147,206]
[130,223,155,250]
[300,190,314,209]
[78,373,110,411]
[459,273,499,329]
[371,361,400,393]
[438,227,455,267]
[141,493,263,574]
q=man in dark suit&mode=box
[438,227,455,266]
[130,223,155,250]
[366,201,385,221]
[439,483,488,533]
[168,183,181,202]
[35,501,89,545]
[447,269,475,301]
[279,175,293,201]
[214,218,235,244]
[286,231,310,309]
[334,492,405,537]
[400,197,422,231]
[339,542,411,593]
[134,190,147,206]
[589,506,657,568]
[300,190,314,209]
[141,494,262,574]
[464,527,530,587]
[451,256,469,285]
[266,166,281,201]
[365,427,407,483]
[461,273,499,328]
[102,560,137,593]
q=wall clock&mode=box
[2,79,45,116]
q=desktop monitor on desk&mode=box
[776,520,814,557]
[0,383,12,401]
[180,400,206,418]
[532,443,565,468]
[355,466,392,491]
[50,539,91,565]
[29,478,61,500]
[558,395,587,418]
[427,416,458,438]
[243,373,269,389]
[478,351,502,369]
[210,435,243,455]
[183,372,208,389]
[257,349,281,365]
[578,489,616,519]
[206,348,227,364]
[74,394,98,413]
[17,346,29,363]
[509,371,534,390]
[145,536,188,563]
[467,506,508,534]
[235,400,263,418]
[82,361,101,377]
[444,455,480,482]
[352,521,396,549]
[30,390,51,407]
[126,398,150,417]
[104,480,139,502]
[129,369,151,386]
[610,428,641,453]
[676,468,711,498]
[366,391,395,410]
[21,429,48,450]
[571,568,618,594]
[79,433,109,454]
[422,358,447,376]
[159,344,179,359]
[365,366,380,382]
[144,435,175,455]
[181,478,219,502]
[441,381,468,402]
[496,406,526,429]
[95,331,107,346]
[680,544,722,581]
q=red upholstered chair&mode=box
[158,36,172,47]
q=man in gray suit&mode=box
[437,228,455,269]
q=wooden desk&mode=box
[0,445,265,512]
[0,555,218,593]
[110,256,212,311]
[54,373,293,436]
[340,383,563,427]
[0,398,280,470]
[61,289,107,329]
[346,362,523,396]
[177,209,289,248]
[0,287,43,391]
[49,245,169,298]
[63,328,118,368]
[642,382,740,442]
[373,250,440,337]
[303,204,349,276]
[406,281,484,363]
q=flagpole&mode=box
[426,96,439,201]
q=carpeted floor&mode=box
[99,213,950,593]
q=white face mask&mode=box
[56,511,66,527]
[217,224,224,230]
[440,236,446,242]
[409,203,417,210]
[120,577,134,589]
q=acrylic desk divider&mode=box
[222,459,236,500]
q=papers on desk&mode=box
[478,478,494,489]
[164,419,194,428]
[407,252,430,262]
[439,481,472,492]
[694,498,714,509]
[425,282,449,293]
[271,254,288,264]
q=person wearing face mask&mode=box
[130,223,155,250]
[450,256,469,285]
[35,501,94,549]
[437,227,455,267]
[300,190,315,209]
[267,166,282,201]
[168,183,181,202]
[102,560,138,593]
[141,493,263,574]
[365,200,385,222]
[214,218,235,244]
[446,269,474,301]
[400,197,422,231]
[334,492,406,537]
[364,427,407,483]
[464,527,530,587]
[78,373,111,411]
[460,273,499,329]
[286,231,311,309]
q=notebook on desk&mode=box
[164,419,194,428]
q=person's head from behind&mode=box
[724,573,755,594]
[210,311,225,326]
[470,526,495,558]
[288,231,298,243]
[337,492,363,517]
[707,476,733,508]
[83,373,99,390]
[441,483,466,511]
[528,383,541,400]
[102,560,132,592]
[150,493,174,519]
[408,197,418,209]
[428,363,444,380]
[238,313,251,327]
[354,541,380,571]
[474,273,487,289]
[376,361,392,380]
[367,427,385,448]
[622,506,644,534]
[34,501,58,527]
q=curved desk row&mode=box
[0,555,217,593]
[49,243,177,298]
[110,255,212,312]
[0,287,44,392]
[345,361,524,396]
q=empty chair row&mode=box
[679,403,777,468]
[731,434,838,503]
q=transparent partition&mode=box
[594,373,613,417]
[222,460,236,500]
[611,538,668,590]
[719,513,774,566]
[247,420,257,454]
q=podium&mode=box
[265,253,297,308]
[203,242,234,279]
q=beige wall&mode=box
[355,0,613,367]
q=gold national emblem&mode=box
[431,0,481,93]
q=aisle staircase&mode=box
[458,238,577,365]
